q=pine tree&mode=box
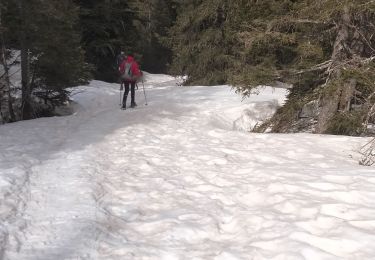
[3,0,90,119]
[129,0,176,73]
[32,0,91,97]
[76,0,138,81]
[230,0,375,136]
[168,0,374,136]
[168,0,236,85]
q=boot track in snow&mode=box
[1,74,375,259]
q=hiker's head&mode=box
[120,51,127,59]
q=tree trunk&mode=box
[0,78,9,124]
[19,0,33,120]
[0,50,13,123]
[315,7,363,133]
[0,8,14,123]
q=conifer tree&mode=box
[129,0,176,73]
[31,0,90,107]
[168,0,236,85]
[230,0,375,136]
[76,0,138,81]
[3,0,90,119]
[168,0,374,136]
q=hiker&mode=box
[116,51,126,67]
[119,54,142,109]
[116,51,126,89]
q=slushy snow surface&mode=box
[1,74,375,260]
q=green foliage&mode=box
[295,42,325,68]
[2,0,375,135]
[326,111,364,136]
[76,0,140,81]
[75,0,176,79]
[168,0,237,85]
[33,1,91,90]
[245,32,297,67]
[3,0,91,96]
[272,102,302,132]
[229,0,335,90]
[256,69,322,132]
[341,63,375,98]
[130,0,176,73]
[231,65,277,96]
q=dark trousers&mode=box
[122,81,136,107]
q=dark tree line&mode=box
[0,0,177,123]
[1,0,90,121]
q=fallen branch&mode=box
[360,137,375,166]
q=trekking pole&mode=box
[141,78,148,105]
[119,83,123,106]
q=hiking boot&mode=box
[130,102,137,108]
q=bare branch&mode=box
[360,137,375,166]
[292,60,333,75]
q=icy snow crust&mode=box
[1,73,375,259]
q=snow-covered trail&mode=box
[1,74,375,259]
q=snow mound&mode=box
[233,99,279,132]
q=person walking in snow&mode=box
[119,54,142,109]
[116,51,126,67]
[116,51,126,89]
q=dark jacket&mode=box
[116,54,126,67]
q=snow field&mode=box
[0,73,374,259]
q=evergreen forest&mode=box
[1,0,375,138]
